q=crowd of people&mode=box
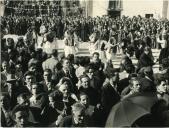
[1,13,169,127]
[3,0,81,17]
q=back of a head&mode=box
[48,90,63,102]
[67,54,74,63]
[46,33,54,42]
[51,49,58,57]
[124,64,135,74]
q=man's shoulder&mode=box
[140,53,147,58]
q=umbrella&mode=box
[105,92,158,127]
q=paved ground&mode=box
[3,34,161,73]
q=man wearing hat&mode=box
[5,74,18,109]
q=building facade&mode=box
[80,0,169,19]
[1,0,169,19]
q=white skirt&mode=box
[43,41,53,55]
[89,43,98,55]
[106,51,114,61]
[64,46,76,57]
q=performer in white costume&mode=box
[105,37,118,61]
[89,30,100,55]
[64,30,78,57]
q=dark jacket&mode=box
[159,48,169,64]
[39,80,56,94]
[56,68,78,86]
[138,53,154,70]
[101,84,120,113]
[40,105,60,126]
[78,86,101,106]
[59,115,88,127]
[139,77,156,92]
[1,109,13,127]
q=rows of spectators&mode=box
[1,15,169,127]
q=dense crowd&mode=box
[3,0,77,17]
[1,14,169,127]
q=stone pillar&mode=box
[162,0,168,19]
[87,0,93,17]
[0,0,5,16]
[167,1,169,19]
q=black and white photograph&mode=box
[0,0,169,127]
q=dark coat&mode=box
[78,86,101,106]
[1,109,13,127]
[139,77,156,92]
[30,93,49,110]
[40,105,60,126]
[101,84,120,114]
[121,86,130,97]
[117,77,130,94]
[56,68,78,89]
[122,55,133,65]
[138,53,154,69]
[63,96,76,116]
[89,61,105,83]
[59,115,88,127]
[159,48,169,64]
[89,76,102,92]
[101,84,120,126]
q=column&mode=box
[87,0,93,17]
[162,0,168,19]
